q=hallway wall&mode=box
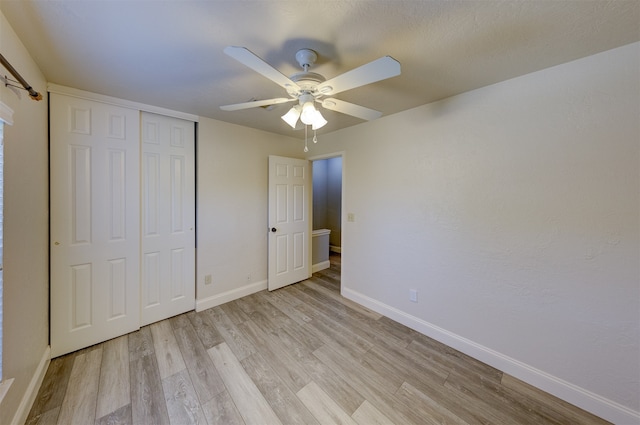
[312,156,342,249]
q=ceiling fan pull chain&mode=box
[304,125,309,152]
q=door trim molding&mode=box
[47,84,199,122]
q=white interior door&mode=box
[50,94,141,357]
[268,155,311,291]
[141,112,195,325]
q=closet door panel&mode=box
[141,112,195,326]
[50,94,140,357]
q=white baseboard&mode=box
[0,378,14,406]
[341,287,639,425]
[312,260,330,273]
[11,345,50,425]
[329,245,341,253]
[196,280,267,312]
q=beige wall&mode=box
[195,118,304,309]
[0,11,50,425]
[308,42,640,423]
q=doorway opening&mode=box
[310,153,343,286]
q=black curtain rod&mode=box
[0,52,42,101]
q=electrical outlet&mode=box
[347,213,355,222]
[409,289,418,303]
[204,274,212,285]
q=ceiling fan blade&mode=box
[317,56,401,96]
[220,97,295,111]
[224,46,301,93]
[321,98,383,121]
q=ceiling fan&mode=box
[220,46,401,131]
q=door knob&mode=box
[271,227,277,233]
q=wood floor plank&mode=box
[303,315,373,357]
[201,390,245,425]
[186,310,224,349]
[314,262,341,284]
[275,322,325,352]
[128,326,155,362]
[297,381,359,425]
[312,342,401,398]
[95,403,132,425]
[220,299,251,324]
[205,305,256,361]
[266,289,314,324]
[96,335,130,419]
[162,368,208,425]
[301,281,407,350]
[501,374,611,425]
[56,347,103,425]
[231,293,265,315]
[172,321,226,404]
[270,285,304,306]
[304,277,383,320]
[208,342,284,425]
[290,283,353,320]
[237,318,312,392]
[374,316,424,345]
[394,381,469,425]
[129,349,170,425]
[352,400,396,425]
[314,259,340,274]
[246,309,281,334]
[407,338,503,385]
[363,342,449,389]
[312,344,427,425]
[248,294,294,328]
[402,366,518,425]
[249,305,293,332]
[273,325,365,415]
[169,313,192,330]
[444,370,554,425]
[296,281,374,327]
[26,352,76,423]
[150,320,187,379]
[299,278,357,315]
[241,352,321,425]
[26,407,60,425]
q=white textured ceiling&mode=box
[1,1,639,138]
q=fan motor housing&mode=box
[289,71,326,95]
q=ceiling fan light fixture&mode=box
[300,101,327,129]
[281,105,301,128]
[300,101,317,125]
[311,110,327,130]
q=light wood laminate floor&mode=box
[27,254,610,425]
